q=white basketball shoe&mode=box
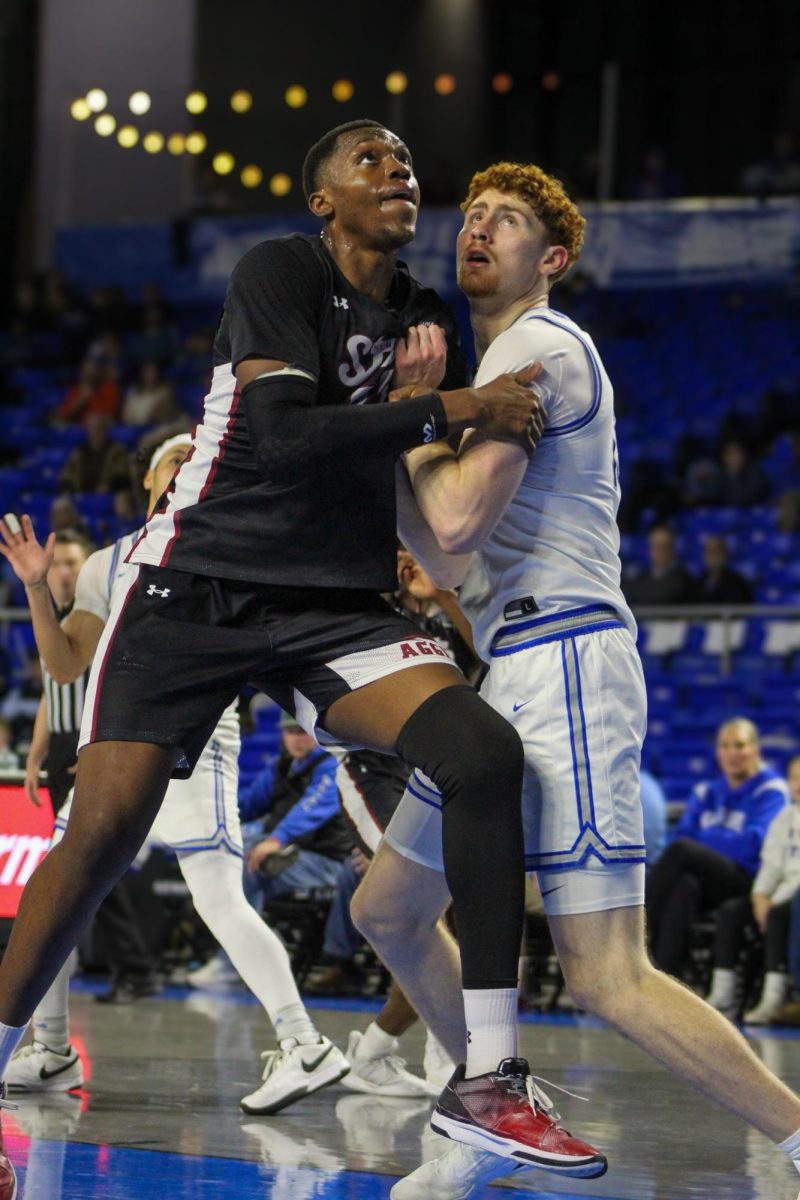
[5,1043,83,1093]
[240,1036,350,1114]
[391,1142,531,1199]
[341,1030,433,1098]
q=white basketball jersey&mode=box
[458,306,636,660]
[75,533,240,757]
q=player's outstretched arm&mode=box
[0,514,102,684]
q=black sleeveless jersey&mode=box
[130,233,466,590]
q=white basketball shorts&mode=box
[384,606,648,916]
[58,706,242,859]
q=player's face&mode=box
[716,725,760,783]
[457,189,549,302]
[323,130,419,249]
[47,543,89,607]
[144,445,190,515]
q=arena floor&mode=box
[5,981,800,1199]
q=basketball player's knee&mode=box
[562,949,651,1022]
[351,876,433,952]
[398,687,524,810]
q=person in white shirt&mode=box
[353,162,800,1198]
[708,754,800,1024]
[1,436,348,1113]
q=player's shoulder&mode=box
[402,269,456,331]
[232,233,327,286]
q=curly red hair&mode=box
[461,162,585,282]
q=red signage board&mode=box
[0,785,54,919]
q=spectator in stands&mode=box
[740,131,800,198]
[188,713,351,987]
[707,754,800,1024]
[0,719,19,771]
[626,525,697,606]
[58,414,130,498]
[697,535,754,604]
[646,718,787,978]
[716,439,769,507]
[49,496,88,536]
[640,768,667,864]
[122,361,180,427]
[57,358,121,423]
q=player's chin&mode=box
[376,213,417,247]
[457,267,498,298]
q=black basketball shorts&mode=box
[79,565,460,776]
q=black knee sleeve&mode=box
[397,685,525,989]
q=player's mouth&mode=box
[379,186,417,209]
[463,249,492,267]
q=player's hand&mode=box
[393,324,447,391]
[474,363,546,452]
[0,514,55,589]
[752,893,772,933]
[247,837,282,872]
[397,548,446,604]
[24,759,42,807]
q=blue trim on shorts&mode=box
[406,776,443,810]
[491,618,624,657]
[493,603,616,641]
[571,638,597,829]
[562,640,586,830]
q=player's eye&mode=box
[358,150,378,163]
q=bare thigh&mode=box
[323,662,465,754]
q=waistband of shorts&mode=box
[490,604,624,657]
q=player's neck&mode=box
[322,231,398,303]
[471,293,549,360]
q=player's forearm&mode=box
[26,698,49,768]
[24,581,86,684]
[395,463,471,589]
[405,438,524,554]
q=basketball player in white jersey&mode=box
[351,164,800,1197]
[0,436,348,1113]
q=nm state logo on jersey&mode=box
[338,334,395,405]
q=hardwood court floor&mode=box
[5,980,800,1199]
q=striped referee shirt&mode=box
[42,605,89,735]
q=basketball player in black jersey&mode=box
[0,120,601,1185]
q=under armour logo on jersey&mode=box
[423,415,437,443]
[333,295,349,310]
[146,584,171,598]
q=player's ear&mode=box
[142,468,153,492]
[308,187,335,219]
[541,245,569,279]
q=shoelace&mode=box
[505,1072,588,1124]
[258,1047,289,1081]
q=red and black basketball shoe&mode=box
[430,1057,607,1179]
[0,1085,18,1200]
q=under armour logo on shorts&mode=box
[146,584,171,598]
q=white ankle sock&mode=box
[356,1021,397,1060]
[463,988,518,1077]
[0,1019,29,1080]
[778,1126,800,1173]
[273,1002,319,1046]
[32,958,72,1054]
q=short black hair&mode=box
[301,119,387,201]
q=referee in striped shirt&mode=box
[24,529,94,814]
